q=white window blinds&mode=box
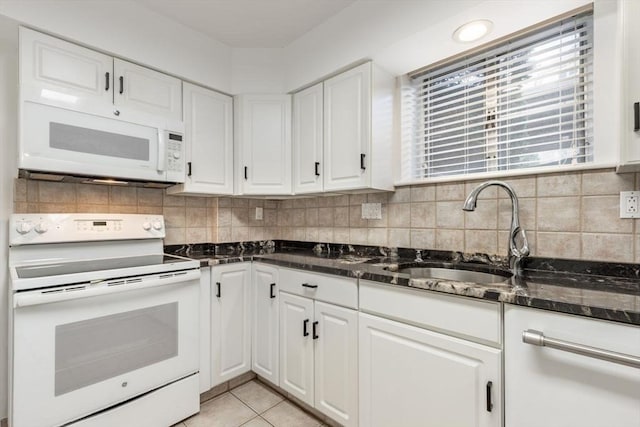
[406,11,593,180]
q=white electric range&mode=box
[8,213,201,427]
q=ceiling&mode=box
[135,0,356,48]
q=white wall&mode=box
[0,14,18,421]
[0,0,233,93]
[283,0,591,91]
[231,48,286,94]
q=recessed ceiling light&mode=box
[453,20,493,43]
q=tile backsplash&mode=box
[13,168,640,263]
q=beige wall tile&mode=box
[249,199,265,208]
[13,202,27,213]
[537,197,580,232]
[317,196,334,207]
[318,207,334,226]
[163,194,186,207]
[187,207,208,228]
[292,227,305,240]
[368,192,389,204]
[368,228,388,246]
[349,205,367,227]
[410,185,435,202]
[334,195,349,206]
[232,208,249,227]
[305,208,319,226]
[498,198,536,232]
[186,227,208,243]
[137,205,163,215]
[436,201,464,229]
[387,203,410,228]
[233,198,250,208]
[136,188,163,206]
[582,196,632,233]
[164,228,186,245]
[410,202,436,228]
[163,206,186,228]
[26,180,39,202]
[537,173,580,197]
[334,207,349,227]
[536,232,580,259]
[582,170,633,195]
[333,228,350,243]
[349,228,368,245]
[14,179,26,202]
[264,209,277,227]
[77,204,109,213]
[389,187,411,203]
[264,200,278,209]
[464,181,497,199]
[232,227,250,241]
[465,230,498,255]
[388,228,410,247]
[368,204,388,228]
[109,205,137,213]
[75,184,109,205]
[207,197,219,208]
[304,198,318,208]
[186,196,208,208]
[218,197,232,208]
[217,227,232,242]
[464,199,497,230]
[293,198,307,208]
[318,227,334,242]
[436,183,465,201]
[277,210,292,227]
[37,203,76,213]
[436,229,464,251]
[305,227,319,241]
[411,229,435,249]
[582,233,634,263]
[38,181,76,204]
[108,186,136,205]
[218,208,232,227]
[499,177,537,198]
[636,235,640,263]
[350,194,367,205]
[498,230,536,258]
[251,227,266,241]
[292,208,305,227]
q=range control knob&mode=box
[142,221,152,231]
[16,221,33,235]
[172,152,181,159]
[152,220,163,231]
[35,222,48,234]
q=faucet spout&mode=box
[463,180,530,275]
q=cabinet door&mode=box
[279,292,314,406]
[323,62,371,191]
[622,0,640,165]
[199,267,211,393]
[236,95,292,195]
[211,263,251,387]
[505,306,640,427]
[179,83,233,194]
[314,302,358,427]
[359,312,501,427]
[114,58,182,125]
[252,264,279,386]
[293,83,323,194]
[19,27,114,116]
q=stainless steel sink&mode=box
[398,266,512,284]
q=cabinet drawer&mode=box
[360,280,501,346]
[279,268,357,309]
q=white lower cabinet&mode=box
[505,305,640,427]
[199,266,212,393]
[279,289,358,427]
[210,263,252,387]
[359,280,502,427]
[252,263,280,386]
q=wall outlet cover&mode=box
[361,203,382,220]
[620,191,640,218]
[255,207,263,220]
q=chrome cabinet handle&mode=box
[522,329,640,369]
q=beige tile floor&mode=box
[174,380,326,427]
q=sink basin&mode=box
[398,266,512,284]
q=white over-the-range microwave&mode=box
[19,101,185,185]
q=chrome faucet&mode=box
[462,180,530,275]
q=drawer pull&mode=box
[301,283,318,289]
[635,102,640,132]
[303,319,310,337]
[312,321,319,340]
[486,381,493,412]
[522,329,640,369]
[215,282,221,298]
[270,283,276,299]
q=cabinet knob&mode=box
[114,110,120,116]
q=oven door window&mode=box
[55,302,178,396]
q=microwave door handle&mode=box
[157,130,166,172]
[13,269,200,308]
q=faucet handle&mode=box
[415,250,423,262]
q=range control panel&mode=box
[10,214,165,245]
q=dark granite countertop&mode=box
[165,241,640,326]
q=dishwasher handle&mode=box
[522,329,640,369]
[14,269,200,308]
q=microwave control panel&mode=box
[166,132,184,173]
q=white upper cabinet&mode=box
[167,83,233,195]
[619,0,640,170]
[19,27,114,117]
[323,62,394,192]
[293,83,323,194]
[113,59,182,125]
[20,27,182,129]
[235,95,292,195]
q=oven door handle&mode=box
[14,269,200,308]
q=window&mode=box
[405,11,593,180]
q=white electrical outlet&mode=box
[620,191,640,218]
[361,203,382,220]
[255,207,263,220]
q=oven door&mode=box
[20,101,170,182]
[11,270,199,427]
